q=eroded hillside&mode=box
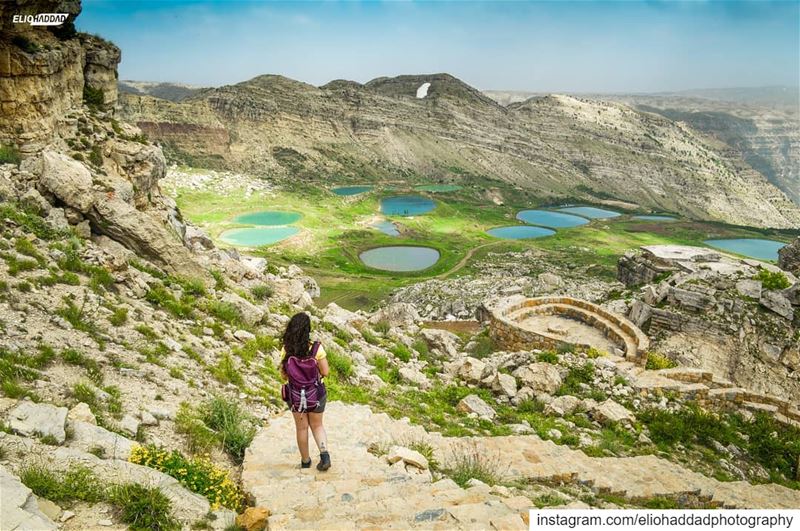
[118,75,800,229]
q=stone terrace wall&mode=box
[484,296,650,365]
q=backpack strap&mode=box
[310,341,321,358]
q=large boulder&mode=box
[368,303,421,328]
[5,401,67,444]
[456,357,488,384]
[89,193,208,280]
[485,372,517,398]
[456,394,496,420]
[39,151,94,213]
[420,328,461,359]
[591,399,635,425]
[544,395,581,417]
[512,362,562,394]
[219,292,264,326]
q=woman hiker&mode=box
[280,312,331,471]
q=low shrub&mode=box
[537,351,559,364]
[109,307,128,326]
[327,348,353,379]
[129,445,245,511]
[645,352,677,370]
[83,85,105,106]
[390,342,412,363]
[753,269,790,291]
[205,300,241,325]
[110,483,178,531]
[211,353,244,386]
[439,445,503,488]
[20,465,105,503]
[556,363,595,396]
[199,395,256,463]
[250,284,273,301]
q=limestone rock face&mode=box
[80,34,121,109]
[779,238,800,276]
[235,507,269,531]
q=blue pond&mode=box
[332,186,373,196]
[516,210,589,228]
[634,215,677,222]
[233,211,301,226]
[360,246,440,272]
[558,206,621,219]
[704,239,786,261]
[381,195,436,216]
[487,226,555,240]
[220,227,299,246]
[373,220,400,237]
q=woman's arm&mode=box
[318,358,329,377]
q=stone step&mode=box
[243,402,800,531]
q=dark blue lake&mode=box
[381,195,436,216]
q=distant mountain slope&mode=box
[118,80,207,102]
[485,88,800,205]
[118,75,800,229]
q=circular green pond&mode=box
[359,246,440,272]
[220,227,300,246]
[233,211,301,226]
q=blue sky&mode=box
[78,1,800,93]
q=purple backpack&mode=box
[282,342,326,412]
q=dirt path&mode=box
[435,240,503,279]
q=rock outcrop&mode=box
[619,245,800,400]
[779,238,800,275]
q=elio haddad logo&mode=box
[12,13,68,26]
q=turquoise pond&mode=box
[704,239,787,261]
[220,227,299,246]
[332,186,373,196]
[360,246,440,272]
[373,220,400,237]
[558,206,621,219]
[516,210,589,228]
[634,215,677,221]
[233,211,301,225]
[381,195,436,216]
[487,226,555,240]
[414,184,463,193]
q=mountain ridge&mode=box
[118,72,800,229]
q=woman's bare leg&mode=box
[308,412,328,454]
[292,411,310,461]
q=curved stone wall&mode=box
[483,295,650,364]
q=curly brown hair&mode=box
[281,312,312,368]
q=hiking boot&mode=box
[301,458,312,469]
[317,451,331,471]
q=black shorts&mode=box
[311,393,326,413]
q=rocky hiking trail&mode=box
[243,402,800,530]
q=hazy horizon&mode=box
[80,0,800,94]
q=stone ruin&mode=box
[480,295,650,365]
